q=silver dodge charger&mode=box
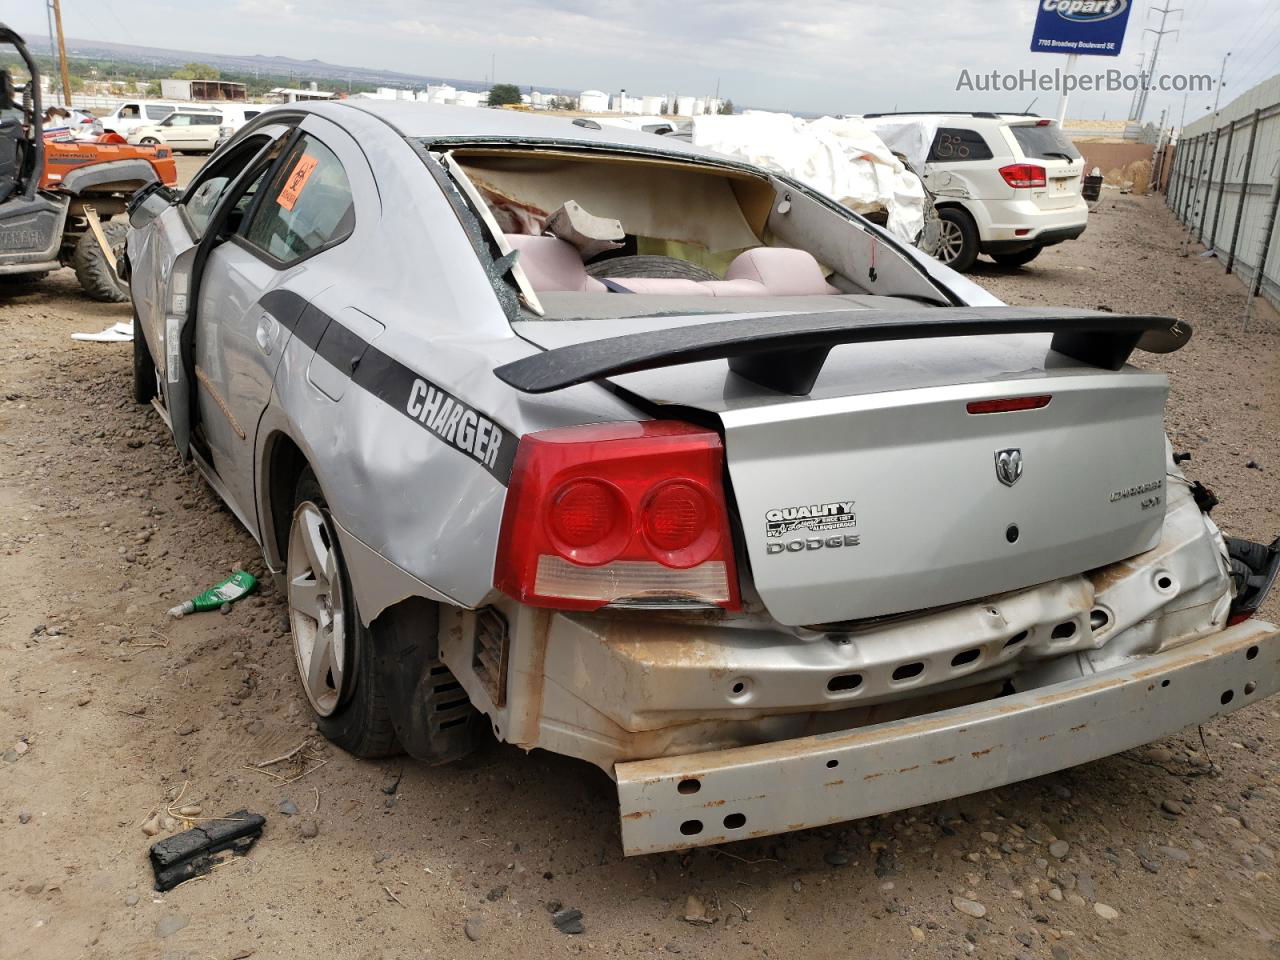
[124,100,1279,855]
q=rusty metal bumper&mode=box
[615,618,1279,856]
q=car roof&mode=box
[330,99,719,159]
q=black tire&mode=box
[140,137,159,145]
[376,597,478,765]
[586,254,719,281]
[72,220,130,303]
[132,316,156,404]
[991,247,1043,267]
[288,469,400,758]
[934,207,980,272]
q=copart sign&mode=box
[1031,0,1132,57]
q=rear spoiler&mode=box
[495,307,1190,396]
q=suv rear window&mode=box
[927,128,993,163]
[1009,124,1081,161]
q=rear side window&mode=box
[243,134,354,265]
[1009,124,1081,161]
[927,127,994,163]
[144,104,173,120]
[244,111,261,120]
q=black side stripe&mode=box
[260,290,516,485]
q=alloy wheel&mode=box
[936,219,965,264]
[287,501,349,716]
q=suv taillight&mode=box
[1000,163,1047,189]
[494,421,740,611]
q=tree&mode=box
[718,99,735,115]
[173,62,219,81]
[487,83,522,107]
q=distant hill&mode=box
[52,34,579,96]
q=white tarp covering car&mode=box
[692,111,929,244]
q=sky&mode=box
[10,0,1279,124]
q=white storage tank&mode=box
[578,90,610,112]
[675,95,696,115]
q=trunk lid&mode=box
[512,311,1171,626]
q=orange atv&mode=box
[1,23,178,302]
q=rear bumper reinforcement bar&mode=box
[615,619,1279,856]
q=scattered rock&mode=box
[175,722,195,736]
[299,820,319,839]
[141,813,164,837]
[485,885,508,902]
[1051,946,1071,960]
[156,912,189,938]
[463,915,491,942]
[278,799,299,817]
[1158,845,1190,863]
[1051,784,1073,801]
[381,772,402,796]
[1047,887,1063,902]
[552,907,585,935]
[1094,903,1119,921]
[910,926,926,942]
[76,694,92,707]
[980,831,999,843]
[952,896,987,919]
[13,740,29,756]
[125,894,139,907]
[1147,747,1173,764]
[18,810,32,824]
[1048,840,1070,859]
[177,804,202,818]
[24,879,45,895]
[1161,798,1186,816]
[824,850,850,867]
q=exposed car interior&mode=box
[445,147,948,318]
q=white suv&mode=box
[865,113,1088,271]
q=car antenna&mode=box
[1023,97,1039,114]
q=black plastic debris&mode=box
[149,810,265,891]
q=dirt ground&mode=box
[2,182,1279,960]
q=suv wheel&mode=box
[72,220,130,303]
[287,468,399,757]
[992,247,1043,267]
[935,207,980,272]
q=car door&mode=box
[191,114,369,537]
[923,125,999,201]
[134,123,295,480]
[192,114,223,150]
[162,113,204,151]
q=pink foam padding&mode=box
[505,234,606,292]
[701,279,768,297]
[603,278,714,296]
[725,247,840,295]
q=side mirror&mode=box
[127,181,178,229]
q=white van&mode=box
[100,100,220,135]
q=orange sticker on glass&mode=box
[277,153,319,211]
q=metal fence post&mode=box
[1169,140,1185,213]
[1198,128,1221,243]
[1209,120,1235,252]
[1226,108,1261,275]
[1242,159,1280,332]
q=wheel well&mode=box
[265,432,308,569]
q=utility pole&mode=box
[1137,3,1181,124]
[1211,51,1230,114]
[51,0,72,107]
[1128,50,1146,121]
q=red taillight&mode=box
[1000,163,1047,189]
[967,395,1052,415]
[494,421,740,611]
[1036,119,1052,127]
[1227,611,1254,627]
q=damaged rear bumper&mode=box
[615,618,1279,856]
